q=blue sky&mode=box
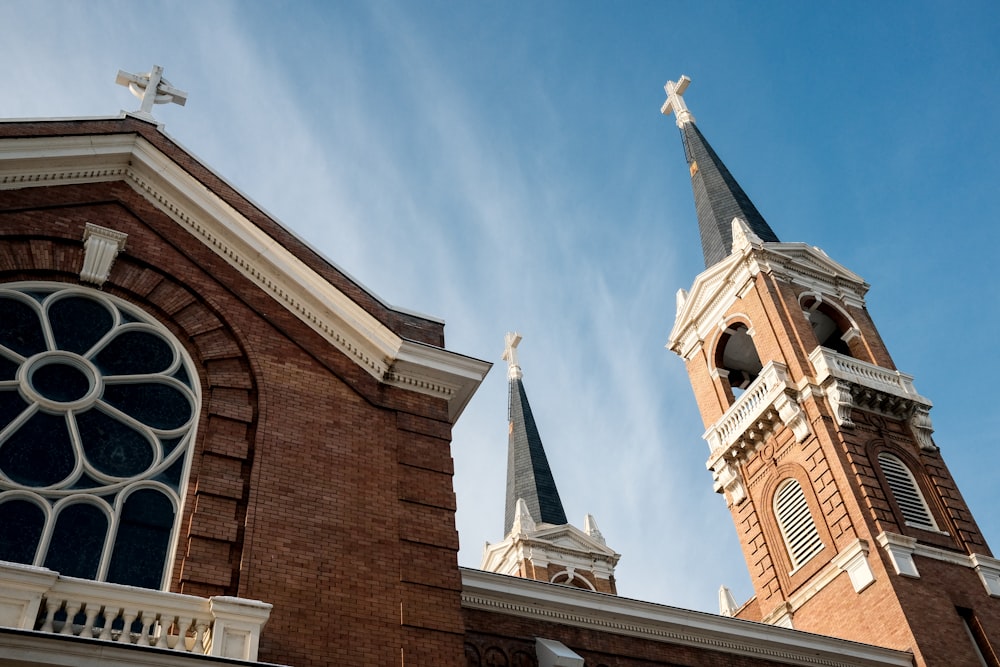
[3,1,999,613]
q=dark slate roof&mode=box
[679,121,780,267]
[503,377,568,535]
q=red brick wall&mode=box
[0,178,465,666]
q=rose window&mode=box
[0,283,199,589]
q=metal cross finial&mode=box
[115,65,188,121]
[661,75,695,128]
[502,332,523,381]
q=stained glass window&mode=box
[0,283,200,590]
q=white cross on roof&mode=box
[115,65,188,121]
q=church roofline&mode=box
[460,568,912,667]
[0,118,490,421]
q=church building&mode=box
[0,66,995,666]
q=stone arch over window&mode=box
[0,282,200,590]
[550,569,596,591]
[799,293,858,357]
[877,451,938,532]
[713,317,763,395]
[774,478,824,570]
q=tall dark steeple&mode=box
[662,76,779,267]
[501,332,567,536]
[483,332,619,594]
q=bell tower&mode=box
[663,75,1000,666]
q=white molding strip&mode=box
[0,132,490,421]
[876,532,1000,596]
[460,568,912,667]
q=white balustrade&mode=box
[808,347,929,404]
[705,361,792,454]
[0,561,271,661]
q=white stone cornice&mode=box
[460,569,912,667]
[0,132,490,421]
[668,243,869,362]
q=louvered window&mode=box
[878,452,937,531]
[774,479,824,569]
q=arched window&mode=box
[550,570,596,591]
[801,296,853,357]
[878,452,937,531]
[0,282,200,589]
[715,323,763,393]
[774,479,824,569]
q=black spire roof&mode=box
[502,335,567,536]
[663,76,779,267]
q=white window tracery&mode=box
[0,282,199,590]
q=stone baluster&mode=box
[118,608,138,643]
[174,617,196,652]
[153,614,174,649]
[60,599,82,635]
[136,611,155,646]
[81,605,101,639]
[98,607,117,641]
[39,598,61,633]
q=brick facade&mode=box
[679,250,1000,665]
[0,126,466,665]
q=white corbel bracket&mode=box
[876,532,920,578]
[825,378,856,428]
[910,406,937,452]
[80,223,128,286]
[971,554,1000,598]
[832,539,875,592]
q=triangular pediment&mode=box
[668,239,869,361]
[0,118,490,420]
[528,523,619,557]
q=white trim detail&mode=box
[875,532,1000,590]
[970,554,1000,598]
[809,347,936,450]
[0,561,270,661]
[461,569,913,667]
[668,236,869,363]
[80,223,127,286]
[0,133,489,421]
[831,539,876,593]
[876,532,921,578]
[704,361,810,505]
[481,521,620,584]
